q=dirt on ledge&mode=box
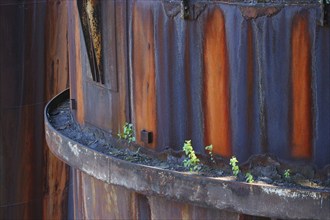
[47,100,330,192]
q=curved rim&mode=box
[44,89,330,220]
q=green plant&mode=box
[205,144,215,164]
[229,156,240,177]
[183,140,201,172]
[117,122,136,143]
[284,169,290,179]
[245,172,254,183]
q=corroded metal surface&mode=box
[56,0,330,219]
[70,0,330,167]
[72,169,137,219]
[0,0,69,219]
[43,1,70,219]
[128,1,330,167]
[70,0,129,133]
[45,91,330,220]
[72,169,240,220]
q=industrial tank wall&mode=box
[129,0,330,167]
[2,0,328,219]
[0,0,69,218]
[55,0,330,219]
[72,0,330,167]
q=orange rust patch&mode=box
[73,2,85,126]
[291,13,312,158]
[203,9,232,157]
[132,4,157,149]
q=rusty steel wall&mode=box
[62,1,330,219]
[0,0,69,219]
[70,0,130,133]
[129,1,330,167]
[71,0,330,167]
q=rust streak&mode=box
[69,1,85,125]
[44,0,70,216]
[132,4,157,149]
[203,9,232,157]
[291,13,312,158]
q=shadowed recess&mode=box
[246,21,255,156]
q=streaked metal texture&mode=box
[43,1,70,219]
[45,1,330,219]
[72,0,330,166]
[70,0,130,134]
[0,0,69,218]
[128,0,330,167]
[71,169,240,220]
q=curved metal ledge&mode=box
[45,89,330,220]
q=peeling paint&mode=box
[68,142,80,157]
[261,186,324,200]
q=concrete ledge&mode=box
[45,89,330,220]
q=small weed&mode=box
[229,156,240,177]
[117,122,136,143]
[205,144,215,164]
[284,169,290,179]
[183,140,201,172]
[245,172,254,183]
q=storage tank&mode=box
[45,0,330,219]
[71,0,330,166]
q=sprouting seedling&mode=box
[245,172,254,183]
[117,122,136,143]
[183,140,201,172]
[229,156,240,177]
[284,169,290,179]
[205,144,215,164]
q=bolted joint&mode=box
[70,99,77,110]
[141,130,153,144]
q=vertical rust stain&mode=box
[130,193,138,219]
[115,1,130,129]
[69,0,85,125]
[291,13,312,158]
[149,196,239,219]
[73,170,136,219]
[73,169,83,219]
[203,9,232,157]
[181,203,191,220]
[132,4,157,149]
[43,1,70,219]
